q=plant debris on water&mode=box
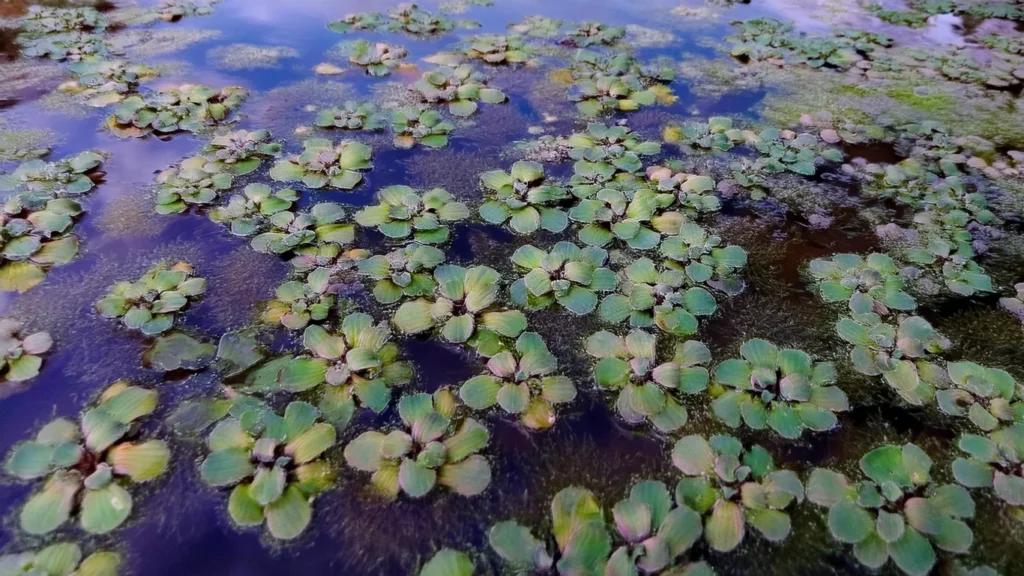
[1,0,1024,573]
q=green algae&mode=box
[206,43,300,71]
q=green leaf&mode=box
[828,499,872,543]
[887,527,936,576]
[706,500,745,552]
[265,484,312,540]
[80,483,132,534]
[419,549,474,576]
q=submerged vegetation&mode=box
[0,0,1022,573]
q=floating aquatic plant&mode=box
[343,40,408,77]
[60,60,160,107]
[597,258,718,336]
[328,4,471,36]
[463,34,529,64]
[200,129,281,175]
[568,122,662,167]
[750,129,843,176]
[710,339,848,438]
[354,186,469,244]
[268,138,373,190]
[142,331,216,372]
[935,362,1020,431]
[587,329,710,432]
[208,184,299,237]
[672,434,804,552]
[5,381,169,535]
[459,332,576,429]
[105,85,249,138]
[953,424,1024,507]
[327,11,386,33]
[478,161,570,235]
[414,64,507,117]
[199,401,336,540]
[0,150,105,207]
[0,199,83,293]
[0,542,120,576]
[19,6,108,35]
[314,102,387,131]
[153,156,233,214]
[807,443,975,576]
[904,238,994,299]
[0,319,52,383]
[390,107,454,149]
[392,265,527,344]
[490,483,711,574]
[344,390,492,499]
[357,243,446,305]
[644,166,721,217]
[508,15,562,37]
[95,262,206,336]
[569,50,676,116]
[663,116,746,152]
[20,32,112,61]
[999,283,1024,325]
[809,253,918,313]
[726,18,889,71]
[419,549,474,576]
[250,202,354,255]
[263,268,338,330]
[836,311,950,405]
[569,187,681,249]
[508,242,616,315]
[562,21,625,47]
[658,223,748,296]
[153,0,217,22]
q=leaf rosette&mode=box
[414,64,507,117]
[587,329,711,432]
[357,243,445,305]
[509,242,616,315]
[153,156,233,215]
[645,166,722,216]
[0,319,52,383]
[597,258,718,336]
[19,6,108,35]
[346,40,408,77]
[569,186,680,250]
[478,161,570,235]
[95,261,207,336]
[268,137,373,190]
[208,183,299,237]
[200,129,282,175]
[343,390,492,499]
[459,332,576,429]
[250,202,354,256]
[0,199,83,293]
[809,253,917,313]
[953,423,1024,507]
[105,85,249,138]
[710,339,849,439]
[568,50,676,116]
[263,267,339,330]
[391,107,455,149]
[354,186,469,244]
[463,34,529,64]
[393,264,527,344]
[61,59,159,107]
[807,443,976,576]
[314,101,386,131]
[672,434,805,552]
[199,401,336,540]
[664,116,746,152]
[562,21,625,47]
[4,381,169,535]
[0,542,120,576]
[658,223,748,296]
[935,362,1021,431]
[21,32,112,62]
[0,150,105,207]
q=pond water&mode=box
[0,0,1023,575]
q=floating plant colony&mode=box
[0,1,1021,575]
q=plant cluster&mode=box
[269,138,373,190]
[328,3,474,36]
[250,202,354,256]
[5,382,169,535]
[344,390,492,499]
[726,18,891,71]
[0,319,52,384]
[357,243,446,305]
[200,129,282,175]
[314,102,387,131]
[95,262,207,336]
[60,60,160,107]
[0,543,120,576]
[413,64,507,117]
[390,107,455,149]
[462,34,529,64]
[353,185,469,244]
[568,50,676,116]
[105,85,249,138]
[153,156,234,214]
[479,161,570,235]
[509,242,616,315]
[561,21,625,47]
[344,40,409,77]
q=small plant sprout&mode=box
[95,261,207,336]
[710,339,848,439]
[343,390,491,499]
[314,101,387,131]
[5,381,169,535]
[269,138,373,190]
[587,329,711,432]
[509,242,617,315]
[672,434,804,552]
[459,332,576,429]
[354,186,469,244]
[807,443,975,576]
[392,265,527,344]
[199,401,336,540]
[479,161,570,235]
